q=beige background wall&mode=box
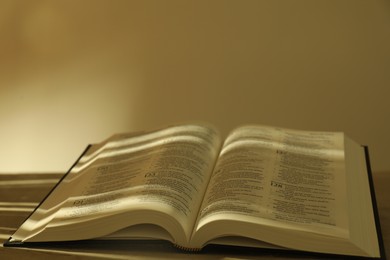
[1,0,389,173]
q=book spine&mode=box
[173,243,202,252]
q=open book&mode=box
[5,123,384,258]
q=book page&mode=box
[195,125,348,237]
[344,138,380,257]
[11,124,221,243]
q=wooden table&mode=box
[1,172,389,259]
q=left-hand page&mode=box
[7,123,222,247]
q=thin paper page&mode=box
[197,125,348,236]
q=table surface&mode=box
[0,172,388,259]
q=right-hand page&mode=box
[196,125,348,238]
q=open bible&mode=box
[5,123,384,258]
